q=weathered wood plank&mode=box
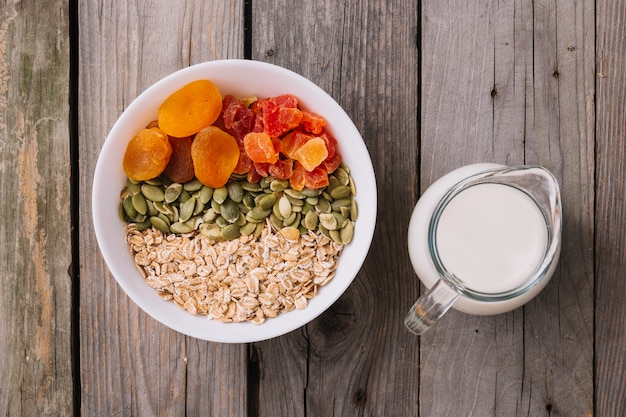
[420,0,594,415]
[251,1,421,415]
[595,0,626,415]
[0,1,73,415]
[78,1,247,416]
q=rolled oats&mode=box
[125,220,342,324]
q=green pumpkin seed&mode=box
[164,183,183,203]
[270,179,289,192]
[272,202,284,221]
[349,175,357,196]
[331,198,352,211]
[186,216,204,230]
[315,198,331,213]
[153,201,174,217]
[122,196,137,219]
[304,210,319,230]
[198,186,213,204]
[350,200,358,220]
[200,223,221,240]
[269,213,283,231]
[319,213,338,230]
[259,177,274,189]
[220,199,240,223]
[132,214,147,223]
[183,178,203,192]
[141,184,165,202]
[157,212,171,226]
[240,221,257,236]
[146,200,158,216]
[221,224,241,240]
[283,211,297,227]
[253,222,265,238]
[332,212,348,229]
[286,194,304,206]
[329,229,343,245]
[301,187,321,197]
[134,219,152,232]
[193,197,205,216]
[213,186,228,204]
[258,193,277,211]
[215,216,229,227]
[236,212,247,227]
[131,193,147,215]
[245,212,265,223]
[144,177,163,186]
[318,224,331,239]
[227,181,244,203]
[330,185,351,200]
[327,176,340,193]
[118,202,126,222]
[203,208,218,223]
[278,196,292,218]
[126,179,141,195]
[249,206,272,220]
[334,167,350,186]
[179,197,196,222]
[241,181,262,192]
[305,196,319,205]
[177,189,191,204]
[170,221,194,234]
[243,193,256,208]
[284,188,305,199]
[150,216,170,233]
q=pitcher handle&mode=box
[404,279,459,335]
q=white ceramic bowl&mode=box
[93,60,377,343]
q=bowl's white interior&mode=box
[92,60,377,343]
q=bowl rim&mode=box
[92,59,377,343]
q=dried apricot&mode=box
[163,136,194,183]
[158,80,223,138]
[293,137,328,171]
[243,132,278,164]
[191,126,240,188]
[123,127,172,181]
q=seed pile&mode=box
[119,164,357,245]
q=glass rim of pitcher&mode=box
[427,165,562,302]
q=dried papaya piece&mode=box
[300,111,326,134]
[163,136,194,183]
[123,127,172,181]
[243,132,278,164]
[158,80,223,138]
[293,137,328,171]
[191,126,240,188]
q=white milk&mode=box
[434,183,548,294]
[408,163,558,315]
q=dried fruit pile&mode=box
[123,80,342,191]
[120,79,357,244]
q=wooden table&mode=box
[2,0,624,415]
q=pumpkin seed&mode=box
[242,181,262,192]
[332,212,348,229]
[122,196,137,219]
[144,177,162,186]
[220,224,241,240]
[157,212,171,226]
[203,208,218,223]
[153,201,174,217]
[177,189,191,204]
[315,198,331,213]
[240,221,257,236]
[301,187,321,197]
[331,198,352,211]
[179,197,196,222]
[351,200,358,220]
[286,194,304,206]
[253,222,265,238]
[200,223,221,240]
[220,199,240,223]
[259,177,274,189]
[245,212,265,223]
[118,202,126,222]
[258,193,277,211]
[183,178,203,192]
[141,184,165,202]
[284,188,305,199]
[278,196,292,218]
[334,167,350,186]
[132,214,147,223]
[304,210,319,230]
[269,213,283,231]
[186,216,203,230]
[243,193,256,208]
[193,197,205,216]
[319,213,338,230]
[329,229,343,245]
[150,216,170,233]
[165,183,183,203]
[327,176,340,193]
[330,185,351,200]
[280,226,300,241]
[227,181,244,203]
[170,221,194,234]
[283,211,297,227]
[236,212,247,227]
[272,202,285,221]
[213,186,228,204]
[270,179,289,192]
[349,175,357,196]
[134,219,152,232]
[249,206,272,220]
[198,186,213,204]
[215,216,229,227]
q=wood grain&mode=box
[0,1,73,415]
[420,0,594,415]
[250,1,421,415]
[595,0,626,415]
[77,1,247,416]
